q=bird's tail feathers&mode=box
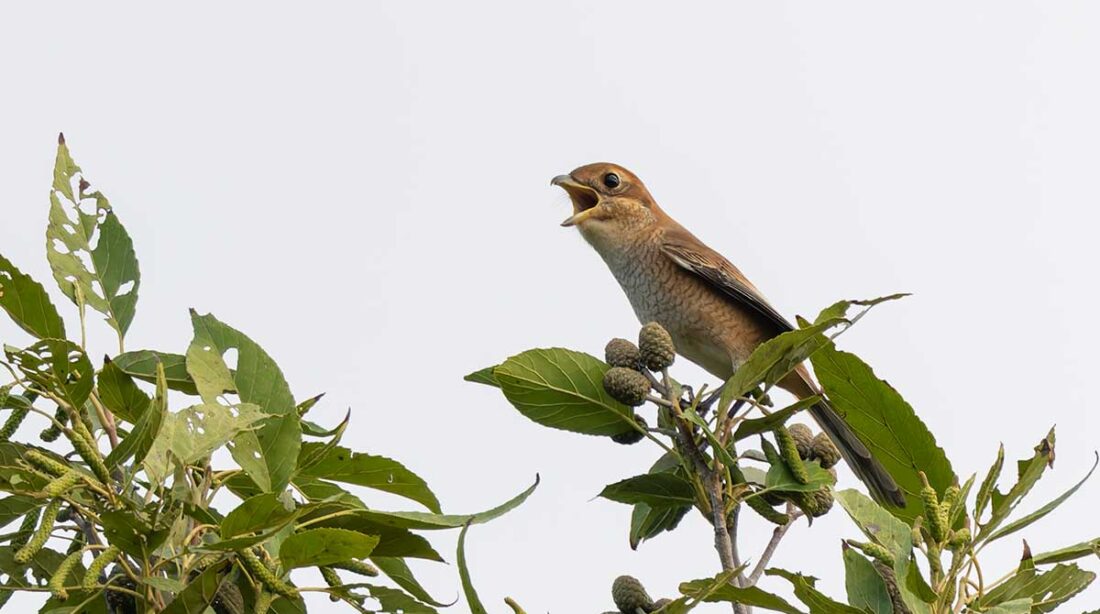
[808,399,907,508]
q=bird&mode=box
[551,162,906,508]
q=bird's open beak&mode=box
[551,175,601,227]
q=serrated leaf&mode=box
[985,452,1097,544]
[679,574,803,613]
[811,343,954,523]
[113,350,197,395]
[280,528,379,569]
[457,524,489,614]
[463,366,499,387]
[46,137,140,337]
[979,429,1057,544]
[296,445,441,513]
[843,547,892,614]
[5,339,94,412]
[600,473,697,507]
[105,361,167,469]
[189,311,301,491]
[0,253,66,340]
[979,563,1095,613]
[372,556,449,607]
[766,568,864,614]
[492,348,635,436]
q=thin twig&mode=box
[746,506,803,585]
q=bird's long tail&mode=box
[807,398,907,508]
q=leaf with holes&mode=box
[279,528,379,569]
[5,339,94,411]
[45,136,140,338]
[811,342,954,524]
[142,402,265,485]
[0,253,66,340]
[985,452,1097,545]
[492,348,635,436]
[297,445,441,513]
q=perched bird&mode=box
[552,163,905,507]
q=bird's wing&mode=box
[659,230,794,333]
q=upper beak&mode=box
[551,175,600,227]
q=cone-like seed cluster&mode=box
[83,545,121,589]
[872,561,913,614]
[811,433,841,469]
[638,323,675,371]
[240,548,298,598]
[612,416,647,445]
[332,559,380,577]
[15,498,62,564]
[603,367,651,407]
[212,580,245,614]
[800,488,835,518]
[48,550,82,599]
[787,424,815,460]
[612,575,654,614]
[605,338,642,369]
[652,598,673,611]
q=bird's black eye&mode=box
[603,173,621,189]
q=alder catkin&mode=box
[68,421,111,486]
[82,545,121,589]
[44,470,82,497]
[15,498,63,564]
[49,550,83,599]
[775,427,810,484]
[239,549,297,598]
[26,449,70,477]
[331,559,380,577]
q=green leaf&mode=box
[0,496,42,529]
[679,575,804,613]
[5,339,94,411]
[630,502,690,551]
[104,360,166,469]
[297,445,441,513]
[975,443,1006,521]
[295,412,350,472]
[979,564,1095,613]
[372,557,448,607]
[457,524,489,614]
[732,397,819,442]
[295,475,538,531]
[100,509,169,559]
[113,350,197,395]
[279,528,379,569]
[763,447,836,494]
[722,322,839,403]
[160,560,231,614]
[986,452,1098,544]
[0,253,66,340]
[285,509,444,561]
[979,429,1057,543]
[1032,538,1100,565]
[463,366,499,387]
[0,443,54,494]
[492,348,635,436]
[811,342,954,523]
[766,568,864,614]
[142,402,265,485]
[46,136,140,338]
[843,547,892,614]
[97,358,151,424]
[221,493,298,538]
[599,473,696,507]
[188,311,302,492]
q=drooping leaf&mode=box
[187,311,301,492]
[372,556,449,607]
[732,397,819,441]
[279,528,379,569]
[221,493,298,538]
[104,360,167,469]
[296,445,441,513]
[985,452,1097,545]
[5,339,94,411]
[288,510,444,561]
[463,366,499,388]
[97,358,152,424]
[811,342,954,523]
[0,253,66,340]
[353,584,439,614]
[679,574,803,613]
[457,524,489,614]
[843,547,892,614]
[599,473,697,508]
[630,453,691,549]
[978,563,1095,613]
[979,429,1057,543]
[46,136,140,338]
[492,348,635,436]
[766,568,864,614]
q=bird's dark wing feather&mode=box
[659,231,794,333]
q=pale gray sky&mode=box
[1,2,1098,612]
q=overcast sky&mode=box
[1,2,1098,612]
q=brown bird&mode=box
[552,162,905,508]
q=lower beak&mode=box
[551,175,600,227]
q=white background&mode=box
[1,2,1098,611]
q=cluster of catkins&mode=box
[600,322,677,445]
[757,423,840,519]
[601,575,672,614]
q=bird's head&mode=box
[552,163,662,246]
